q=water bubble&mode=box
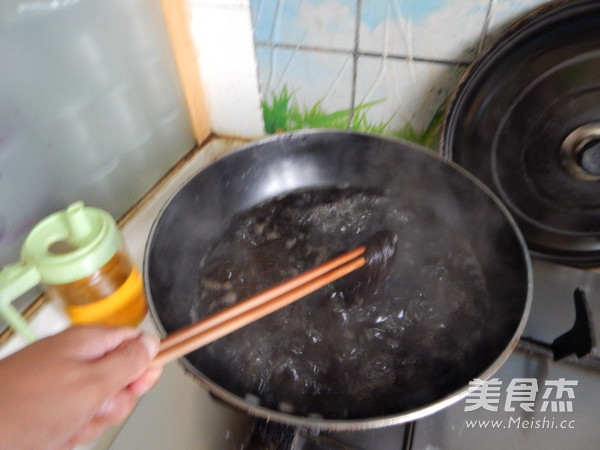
[192,187,490,418]
[245,393,260,405]
[278,401,295,413]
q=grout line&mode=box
[359,51,469,67]
[348,0,362,129]
[479,0,495,53]
[256,41,471,67]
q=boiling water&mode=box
[189,187,491,419]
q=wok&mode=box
[145,130,531,430]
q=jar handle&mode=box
[0,262,41,342]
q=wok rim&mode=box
[144,129,533,430]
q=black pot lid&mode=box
[442,0,600,266]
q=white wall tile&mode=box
[360,0,490,62]
[189,2,265,138]
[356,57,465,132]
[256,46,354,112]
[252,0,357,51]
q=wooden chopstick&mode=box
[153,246,367,366]
[156,246,365,354]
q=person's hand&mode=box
[0,326,162,449]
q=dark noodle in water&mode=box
[188,186,490,418]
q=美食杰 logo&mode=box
[463,378,578,430]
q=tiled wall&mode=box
[250,0,551,148]
[188,0,552,147]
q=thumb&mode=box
[93,333,160,392]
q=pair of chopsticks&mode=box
[152,245,367,366]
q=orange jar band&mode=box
[67,267,146,325]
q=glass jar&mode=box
[0,202,147,341]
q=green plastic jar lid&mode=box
[21,202,121,285]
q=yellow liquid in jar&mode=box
[51,252,147,327]
[66,267,147,326]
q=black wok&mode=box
[145,130,531,430]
